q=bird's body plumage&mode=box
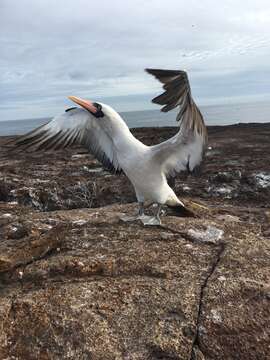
[10,68,207,223]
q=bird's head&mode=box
[68,96,128,136]
[68,96,120,121]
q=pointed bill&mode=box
[68,96,97,113]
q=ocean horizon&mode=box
[0,100,270,136]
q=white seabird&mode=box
[11,68,207,225]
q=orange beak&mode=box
[68,96,97,113]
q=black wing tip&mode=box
[145,68,161,76]
[145,68,155,74]
[145,68,187,76]
[146,68,191,112]
[145,68,181,72]
[151,95,166,105]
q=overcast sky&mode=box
[1,0,270,121]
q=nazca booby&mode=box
[11,69,207,225]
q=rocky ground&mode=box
[0,123,269,359]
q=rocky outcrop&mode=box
[1,124,270,212]
[0,203,269,359]
[0,124,269,359]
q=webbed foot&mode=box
[141,216,161,226]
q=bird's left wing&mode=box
[8,107,122,173]
[146,68,207,176]
[150,110,206,177]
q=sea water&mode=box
[0,101,269,136]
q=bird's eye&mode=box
[93,102,101,111]
[93,103,104,118]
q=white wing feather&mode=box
[151,111,205,176]
[11,107,123,173]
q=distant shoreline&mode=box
[1,101,270,136]
[1,122,270,140]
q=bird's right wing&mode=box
[8,107,123,173]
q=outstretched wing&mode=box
[146,68,207,176]
[9,107,122,174]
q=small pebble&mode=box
[72,219,87,226]
[2,213,12,218]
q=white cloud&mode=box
[0,0,270,120]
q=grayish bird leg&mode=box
[120,202,146,222]
[141,204,162,226]
[138,202,144,216]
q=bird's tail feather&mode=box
[166,204,196,217]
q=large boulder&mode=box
[0,203,269,359]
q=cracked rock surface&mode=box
[0,124,269,359]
